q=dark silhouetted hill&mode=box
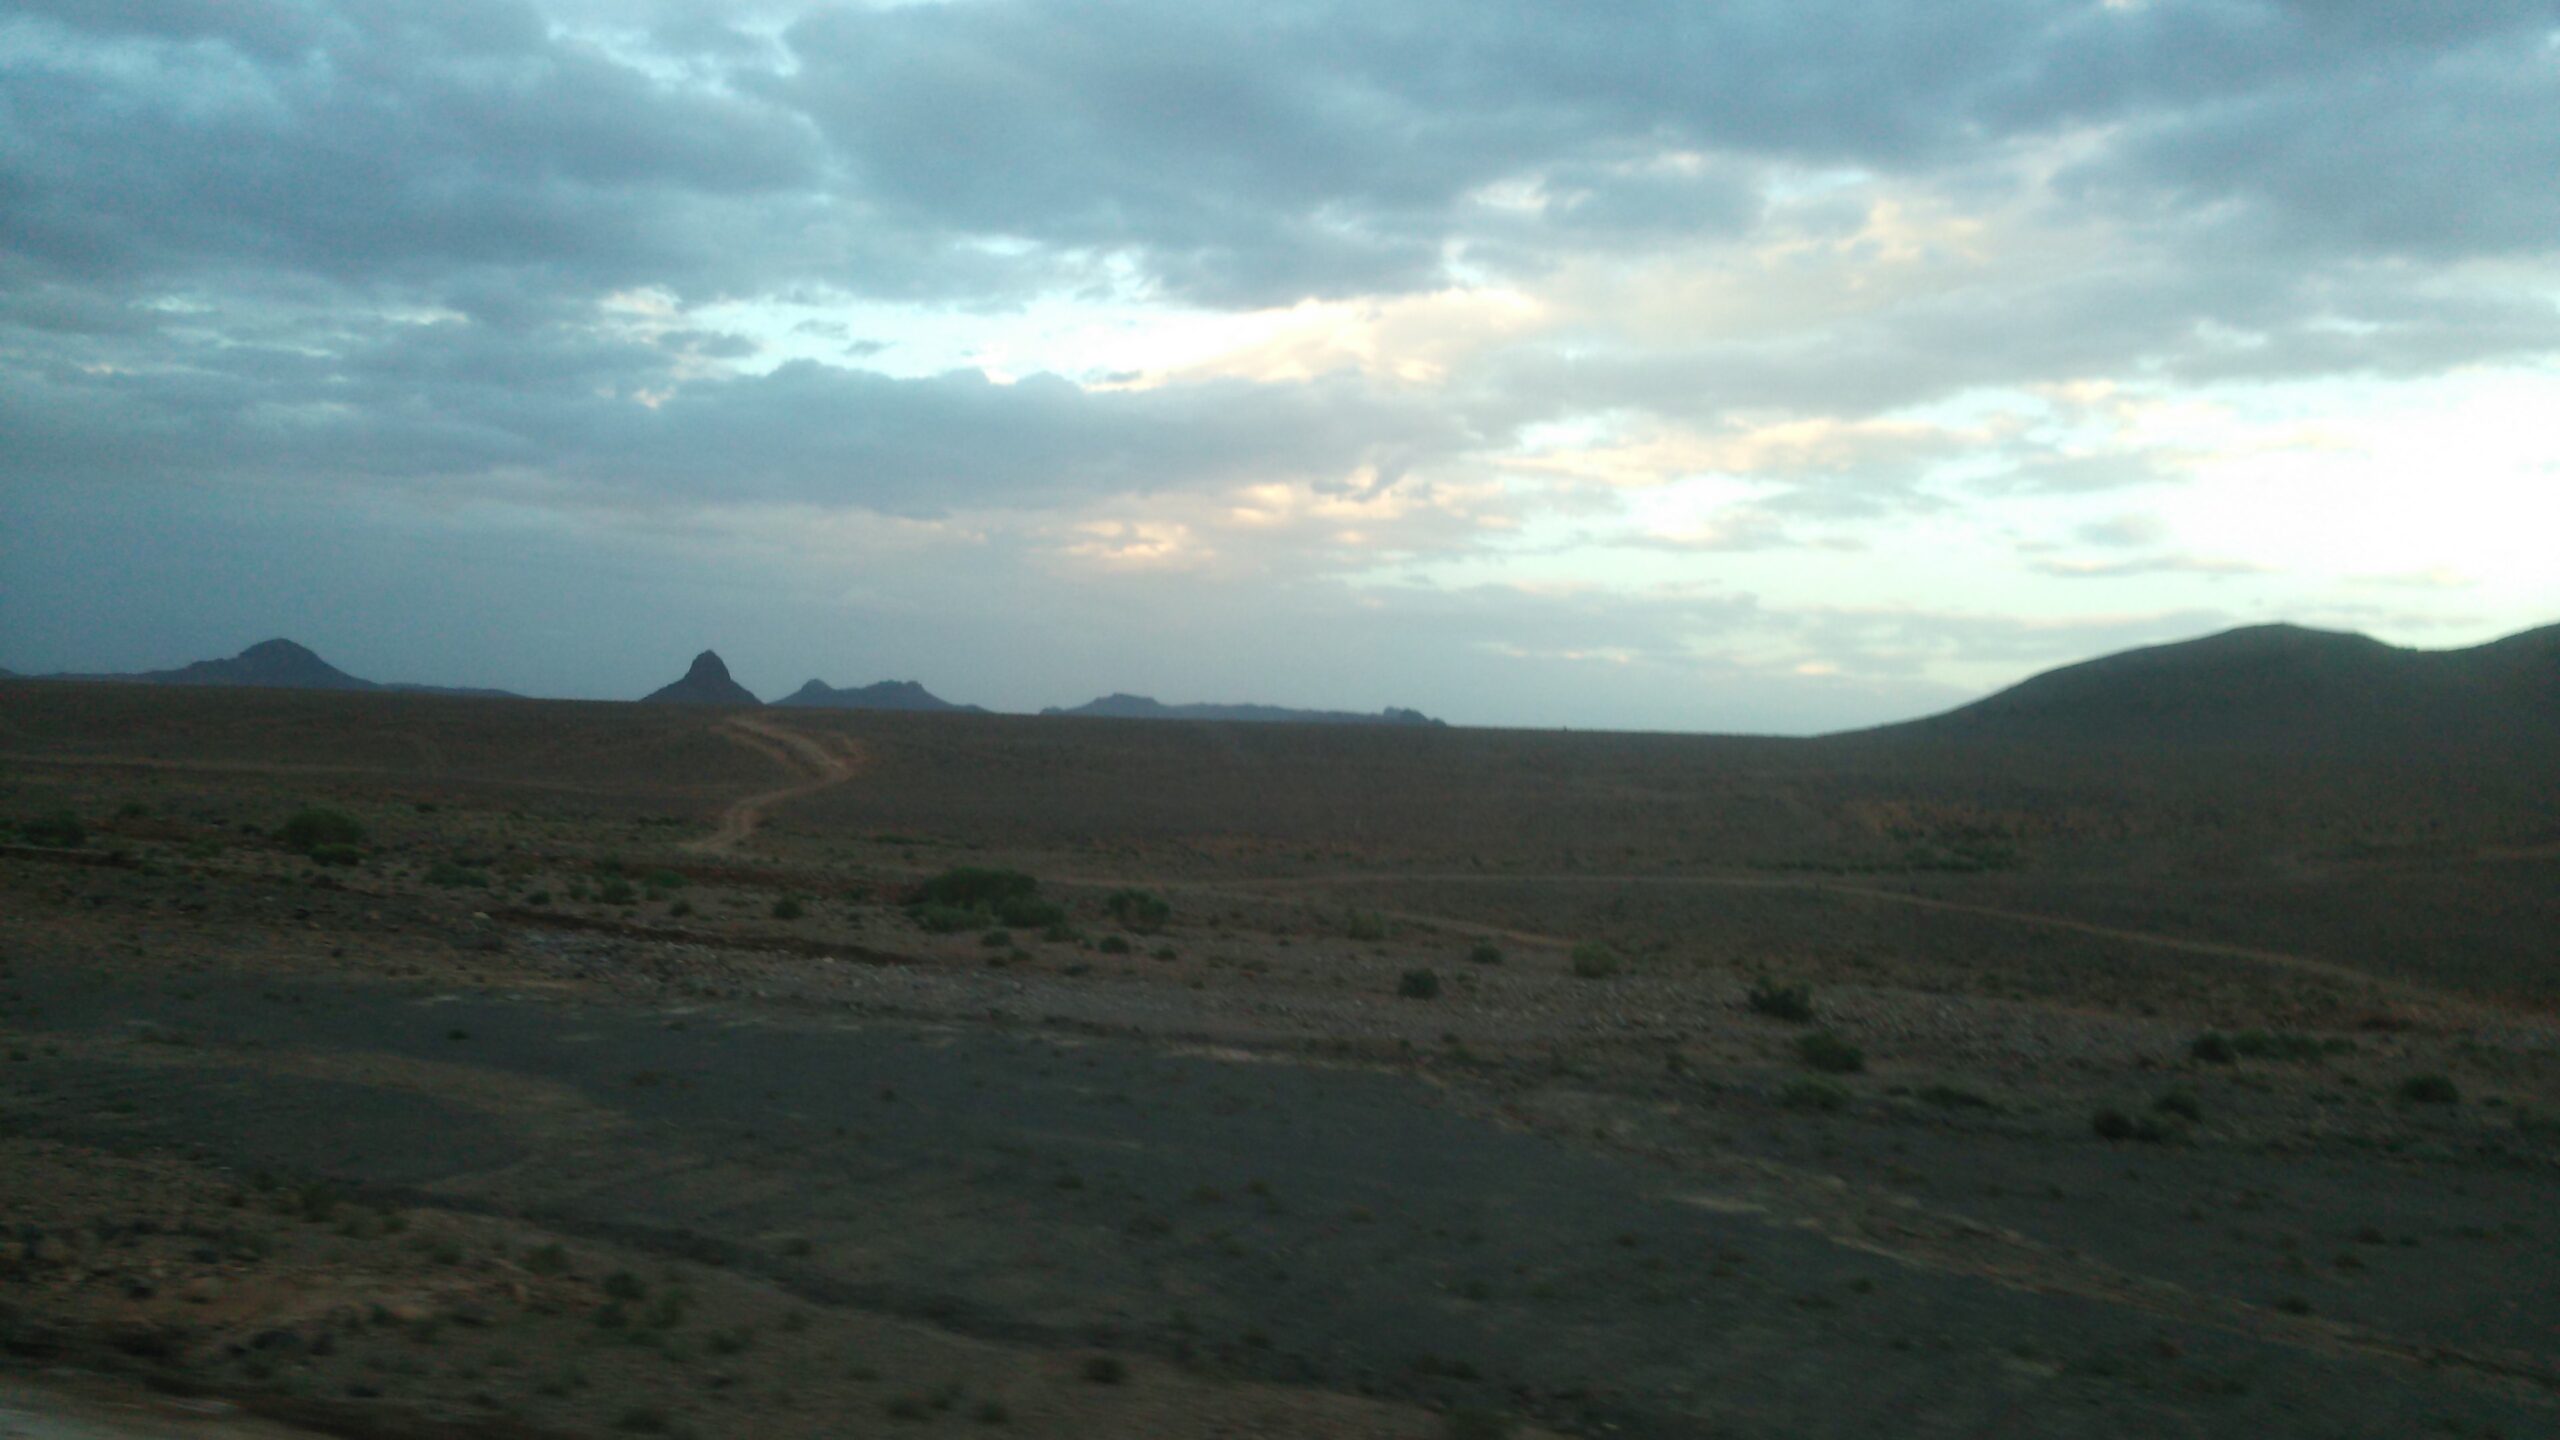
[150,638,376,691]
[642,651,761,707]
[1043,693,1445,727]
[1862,622,2560,752]
[770,679,984,713]
[15,639,520,698]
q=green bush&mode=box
[20,809,86,848]
[2231,1030,2347,1062]
[1397,968,1442,1000]
[2190,1032,2238,1064]
[1080,1355,1126,1385]
[1747,980,1815,1023]
[2091,1108,2135,1141]
[1106,889,1172,932]
[2153,1089,2204,1122]
[1782,1078,1850,1112]
[2398,1074,2460,1105]
[913,902,986,934]
[1097,934,1133,955]
[1917,1084,1996,1112]
[277,807,365,854]
[1795,1031,1864,1074]
[425,861,488,887]
[772,896,805,921]
[997,894,1065,928]
[307,843,364,868]
[1569,942,1620,979]
[1442,1408,1513,1440]
[597,879,637,906]
[1467,942,1504,965]
[1345,909,1389,941]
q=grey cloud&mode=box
[2029,554,2272,579]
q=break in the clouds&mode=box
[3,1,2555,731]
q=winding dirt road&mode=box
[686,716,868,854]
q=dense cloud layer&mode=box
[4,1,2555,726]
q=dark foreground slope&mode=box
[1867,622,2560,753]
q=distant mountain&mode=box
[770,678,984,713]
[14,638,521,699]
[641,650,761,707]
[150,637,377,691]
[1862,622,2560,752]
[1043,693,1446,727]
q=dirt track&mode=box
[685,715,869,854]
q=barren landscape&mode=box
[2,662,2556,1439]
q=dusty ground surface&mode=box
[1,681,2555,1437]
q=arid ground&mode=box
[2,682,2555,1438]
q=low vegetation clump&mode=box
[1569,942,1621,979]
[2153,1089,2205,1122]
[1346,909,1389,941]
[305,843,363,867]
[597,879,638,906]
[2230,1030,2350,1062]
[1097,934,1132,955]
[1397,968,1442,1000]
[1783,1078,1850,1112]
[1795,1031,1865,1074]
[2190,1032,2238,1064]
[1467,942,1504,965]
[907,868,1066,931]
[772,896,805,921]
[19,809,86,849]
[1916,1083,1997,1112]
[1080,1355,1127,1385]
[425,860,489,888]
[1106,888,1172,932]
[2093,1108,2179,1143]
[277,807,365,855]
[1747,979,1816,1023]
[2397,1073,2460,1105]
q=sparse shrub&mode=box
[1080,1355,1127,1385]
[526,890,553,907]
[425,861,488,887]
[277,808,365,854]
[666,898,690,917]
[1783,1078,1850,1112]
[917,867,1040,908]
[974,1399,1012,1424]
[1097,934,1132,955]
[2092,1108,2136,1141]
[2232,1030,2347,1062]
[1747,979,1816,1023]
[603,1271,649,1302]
[1151,944,1177,960]
[2398,1074,2460,1105]
[2154,1089,2204,1122]
[980,928,1011,948]
[613,1406,670,1433]
[21,810,87,848]
[306,843,363,868]
[597,879,637,906]
[997,894,1064,928]
[1796,1031,1864,1074]
[645,869,687,892]
[1917,1084,1996,1111]
[1346,909,1389,941]
[912,902,984,934]
[772,896,805,920]
[1398,968,1442,1000]
[1569,942,1620,979]
[2191,1032,2238,1064]
[1467,942,1504,965]
[1041,922,1079,943]
[523,1243,570,1276]
[1106,889,1172,932]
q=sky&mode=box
[3,1,2556,732]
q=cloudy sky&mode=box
[3,1,2555,730]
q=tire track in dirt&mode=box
[1075,868,2516,1021]
[686,717,868,855]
